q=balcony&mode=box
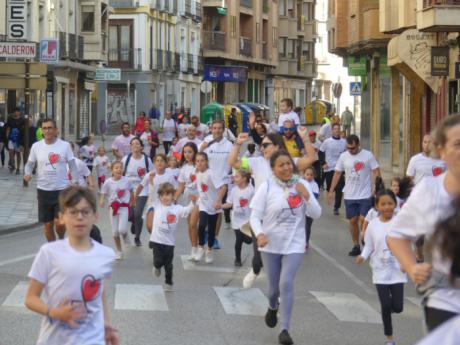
[187,53,194,73]
[240,0,252,7]
[196,55,203,74]
[203,31,226,51]
[57,32,84,60]
[108,48,142,69]
[156,49,164,70]
[165,51,176,71]
[185,0,192,16]
[417,0,460,31]
[194,2,202,21]
[109,0,136,7]
[240,37,252,57]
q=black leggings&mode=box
[198,211,218,248]
[152,242,174,285]
[375,283,404,336]
[305,216,313,244]
[424,306,458,332]
[234,229,252,262]
[251,232,263,274]
[325,170,345,209]
[163,141,172,155]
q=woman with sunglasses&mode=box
[250,150,321,345]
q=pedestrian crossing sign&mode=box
[350,82,362,96]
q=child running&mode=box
[78,135,95,172]
[166,156,180,187]
[174,142,200,260]
[195,152,227,264]
[94,146,110,189]
[25,186,118,345]
[303,166,319,249]
[356,188,407,345]
[222,169,254,266]
[100,161,134,259]
[150,182,196,291]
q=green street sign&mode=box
[347,56,367,76]
[217,7,227,15]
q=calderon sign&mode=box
[0,42,37,58]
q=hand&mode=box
[213,201,222,210]
[295,183,310,201]
[104,324,120,345]
[355,256,365,264]
[236,132,249,145]
[327,191,334,205]
[129,199,136,208]
[148,171,156,184]
[256,233,268,247]
[297,125,309,141]
[24,175,32,183]
[408,263,432,285]
[189,194,199,203]
[50,299,86,328]
[200,141,209,151]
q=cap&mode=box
[308,130,316,136]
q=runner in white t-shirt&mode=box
[173,126,202,155]
[277,98,300,127]
[328,134,381,257]
[78,136,95,171]
[161,112,177,155]
[177,117,190,139]
[94,147,110,189]
[111,122,135,160]
[24,118,78,242]
[190,115,209,140]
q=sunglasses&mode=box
[261,142,273,149]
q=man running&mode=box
[112,122,135,160]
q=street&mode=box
[0,198,424,345]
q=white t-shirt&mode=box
[28,138,75,191]
[101,176,133,204]
[67,158,91,187]
[122,154,154,197]
[416,315,460,345]
[278,111,300,127]
[202,136,233,186]
[142,170,178,209]
[305,179,319,197]
[161,119,177,141]
[365,207,379,223]
[196,169,224,215]
[360,218,408,285]
[111,134,135,158]
[389,173,459,313]
[166,167,180,187]
[93,155,110,178]
[139,131,154,156]
[318,123,332,141]
[178,123,190,138]
[79,145,95,166]
[250,178,322,255]
[227,184,254,229]
[149,203,194,246]
[406,153,447,185]
[191,123,209,140]
[320,137,347,172]
[247,156,272,192]
[178,163,197,194]
[28,239,115,345]
[174,136,202,154]
[335,149,379,200]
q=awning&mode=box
[387,29,440,93]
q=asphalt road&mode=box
[0,197,424,345]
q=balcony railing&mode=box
[109,0,136,7]
[157,49,164,70]
[185,0,192,16]
[423,0,460,7]
[57,32,84,60]
[164,0,170,12]
[108,48,142,69]
[240,37,252,56]
[203,31,226,51]
[195,2,202,21]
[240,0,252,8]
[262,42,268,59]
[187,53,194,73]
[197,55,203,74]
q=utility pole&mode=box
[23,58,30,187]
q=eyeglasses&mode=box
[66,208,94,218]
[261,142,273,149]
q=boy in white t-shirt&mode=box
[25,186,118,345]
[277,98,300,127]
[94,146,110,189]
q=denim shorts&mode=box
[344,198,373,219]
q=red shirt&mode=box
[133,116,145,135]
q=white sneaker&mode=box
[163,284,175,292]
[243,269,258,289]
[115,251,123,260]
[189,247,198,261]
[152,266,161,278]
[195,247,205,261]
[205,249,214,264]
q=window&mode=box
[287,39,295,59]
[279,38,286,57]
[108,20,133,67]
[81,5,95,32]
[279,0,286,16]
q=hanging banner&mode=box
[431,47,449,76]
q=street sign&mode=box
[0,41,36,58]
[200,80,212,93]
[350,82,362,96]
[8,0,28,40]
[40,39,59,64]
[95,68,121,81]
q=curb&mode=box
[0,222,41,236]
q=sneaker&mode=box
[278,329,293,345]
[163,284,175,292]
[242,269,258,289]
[205,249,214,264]
[115,251,123,260]
[234,259,242,267]
[213,238,221,249]
[333,208,339,216]
[189,247,198,261]
[152,266,161,278]
[265,307,278,328]
[195,247,205,261]
[348,245,361,256]
[134,238,142,247]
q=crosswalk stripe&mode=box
[180,255,238,274]
[310,291,382,324]
[114,284,169,311]
[214,287,267,316]
[1,281,28,308]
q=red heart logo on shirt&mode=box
[287,194,302,209]
[239,198,248,207]
[48,152,60,165]
[166,213,176,224]
[432,166,444,177]
[81,275,101,302]
[137,167,146,177]
[201,184,208,192]
[147,136,152,141]
[117,190,125,198]
[190,174,196,182]
[354,161,364,172]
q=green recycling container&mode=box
[201,102,224,125]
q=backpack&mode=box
[123,153,150,176]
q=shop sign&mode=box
[204,65,247,82]
[95,68,121,81]
[431,47,449,76]
[8,0,28,40]
[347,56,367,76]
[40,39,59,64]
[0,41,36,58]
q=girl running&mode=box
[174,142,200,260]
[389,176,413,211]
[250,150,321,345]
[94,146,110,189]
[222,169,254,266]
[303,166,319,249]
[356,189,407,345]
[195,152,227,264]
[166,156,180,187]
[100,161,134,259]
[78,135,95,172]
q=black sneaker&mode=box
[333,208,339,216]
[135,238,142,247]
[265,307,278,328]
[348,245,361,256]
[278,330,294,345]
[234,259,242,267]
